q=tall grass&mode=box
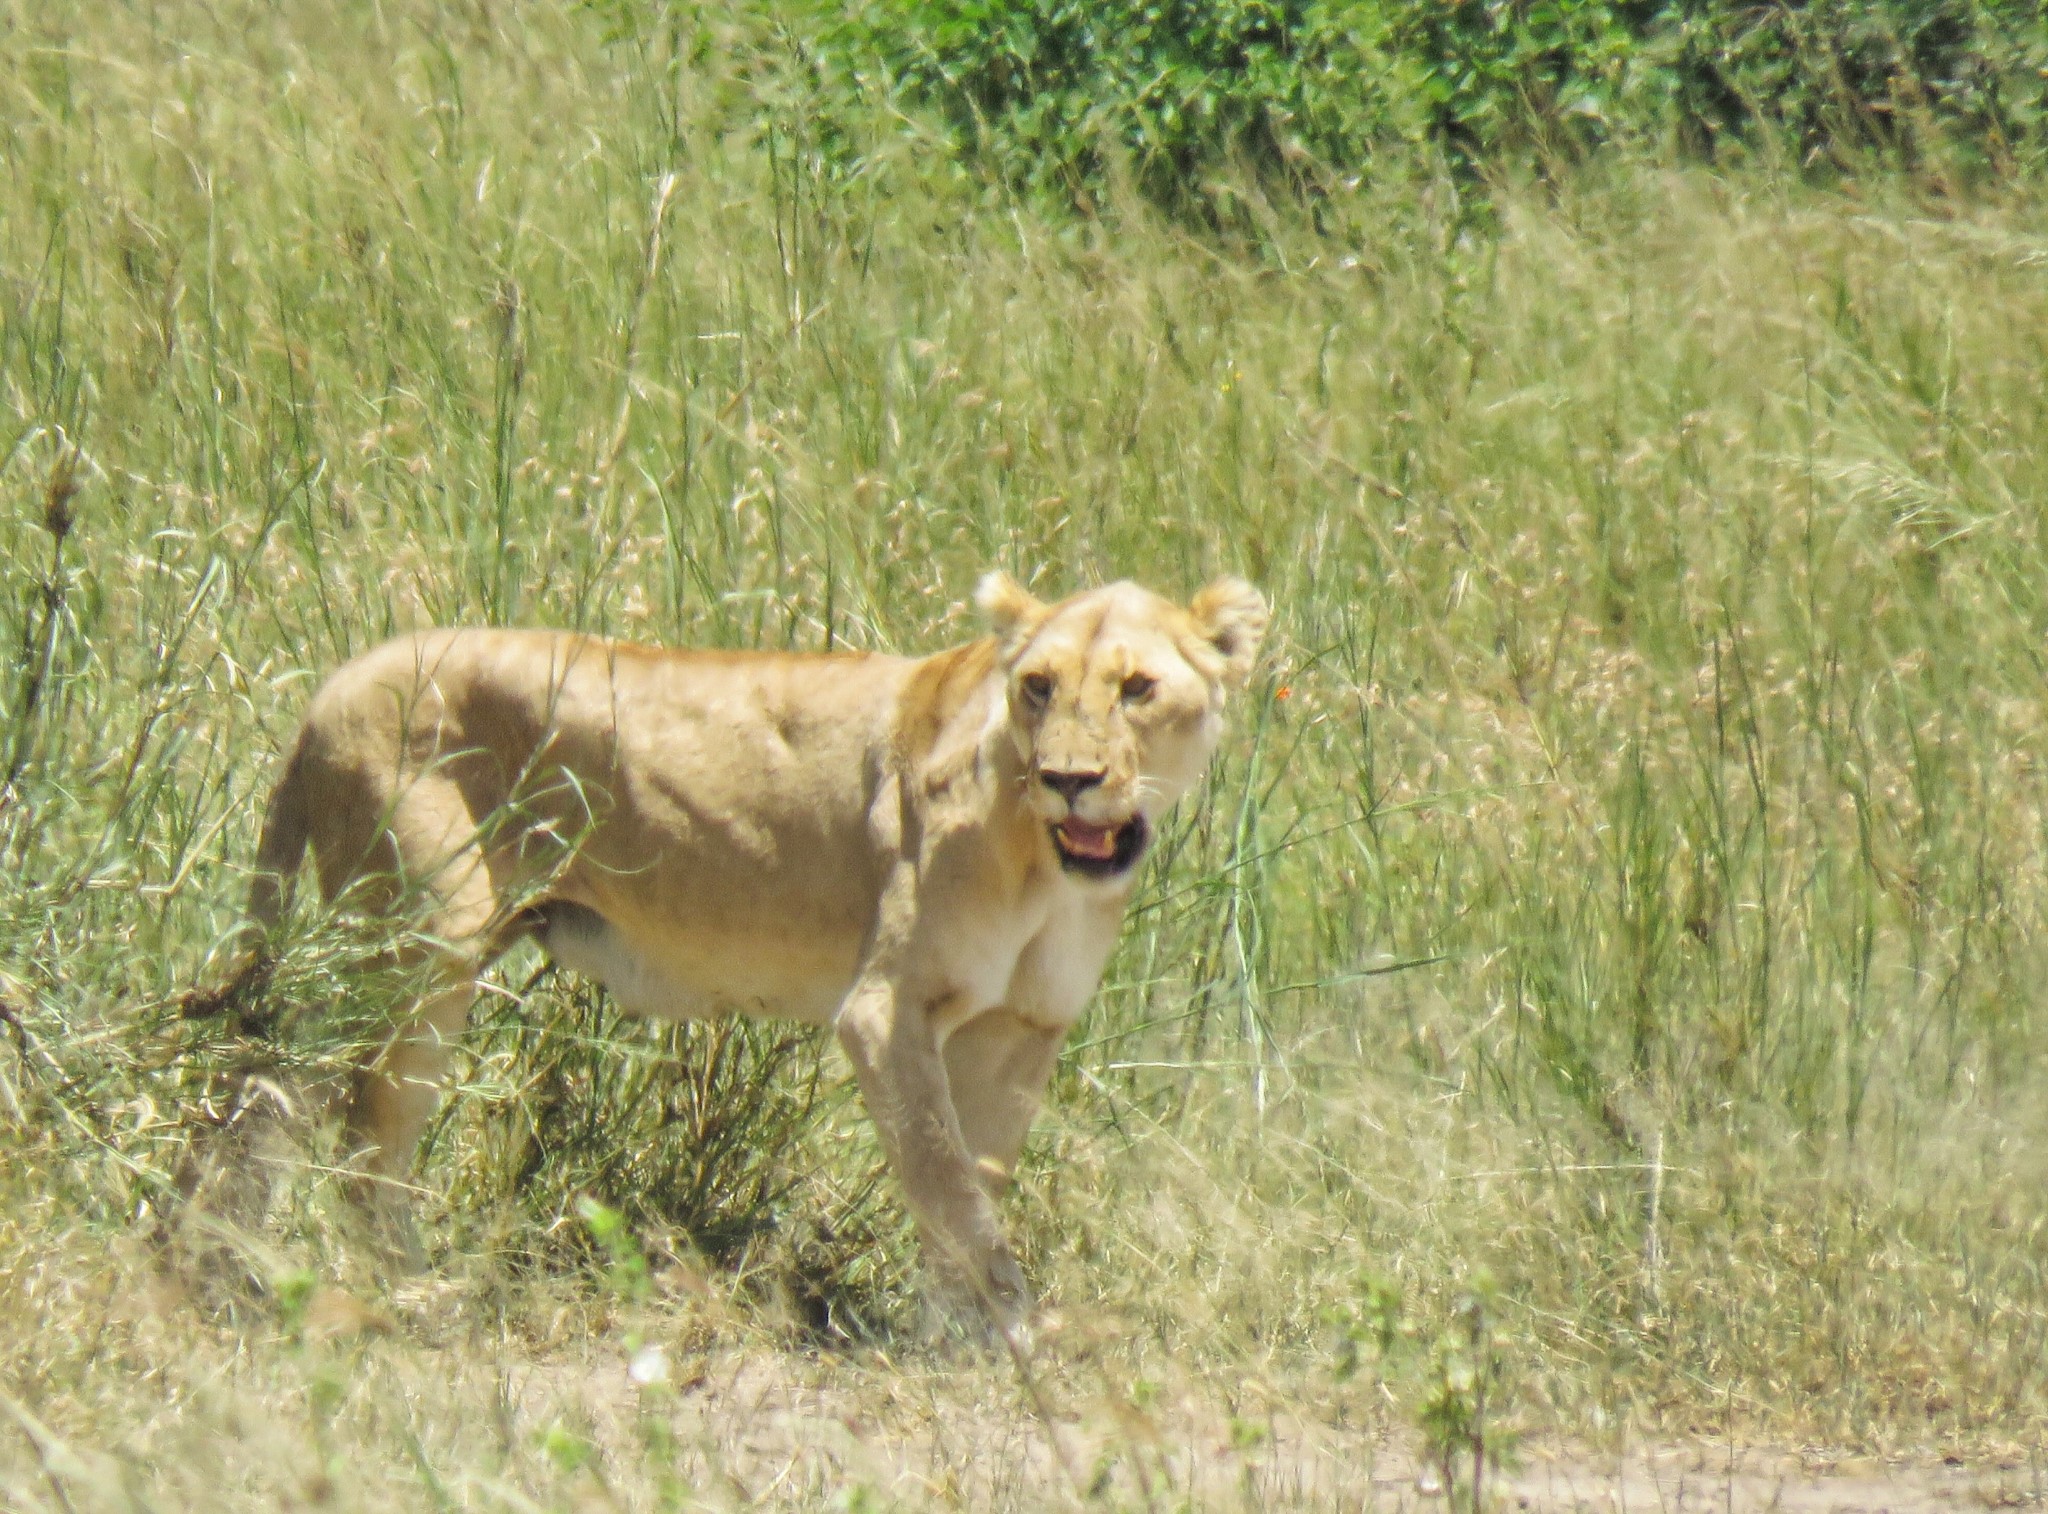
[5,0,2048,1506]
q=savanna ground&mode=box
[5,2,2048,1508]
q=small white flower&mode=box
[628,1344,669,1388]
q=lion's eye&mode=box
[1019,673,1053,707]
[1121,673,1157,703]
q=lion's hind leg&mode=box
[162,1052,329,1299]
[338,823,507,1268]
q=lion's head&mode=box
[976,572,1269,882]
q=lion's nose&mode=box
[1039,768,1106,803]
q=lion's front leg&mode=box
[943,1010,1065,1197]
[834,975,1033,1332]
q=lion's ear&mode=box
[1188,577,1269,687]
[975,571,1048,644]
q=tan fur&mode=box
[211,573,1268,1328]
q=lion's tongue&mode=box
[1058,818,1119,860]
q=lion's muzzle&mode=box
[1051,814,1149,878]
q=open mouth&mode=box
[1051,815,1149,878]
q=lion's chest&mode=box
[928,884,1127,1038]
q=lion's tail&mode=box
[183,731,313,1024]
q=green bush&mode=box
[815,0,1406,205]
[798,0,2048,206]
[430,976,828,1266]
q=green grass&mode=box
[6,1,2048,1507]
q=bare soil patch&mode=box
[489,1332,2045,1511]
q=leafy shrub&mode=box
[793,0,2048,206]
[431,975,829,1267]
[1649,1,2048,168]
[814,0,1408,207]
[426,972,917,1335]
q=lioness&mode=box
[205,572,1267,1330]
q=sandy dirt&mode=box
[486,1332,2045,1511]
[1500,1443,2041,1513]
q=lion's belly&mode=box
[538,901,861,1023]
